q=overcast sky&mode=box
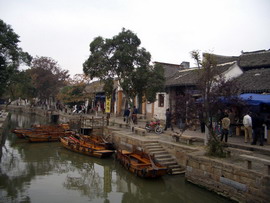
[1,0,270,77]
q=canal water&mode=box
[0,111,232,203]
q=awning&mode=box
[239,93,270,105]
[95,95,106,99]
[196,94,270,106]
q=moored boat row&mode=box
[12,123,169,179]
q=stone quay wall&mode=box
[104,127,144,151]
[185,153,270,203]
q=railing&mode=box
[80,116,106,129]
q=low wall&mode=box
[185,153,270,203]
[104,127,144,151]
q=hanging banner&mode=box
[105,96,111,113]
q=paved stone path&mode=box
[109,115,270,154]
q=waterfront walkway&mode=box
[109,115,270,154]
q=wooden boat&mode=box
[25,131,74,142]
[12,128,33,138]
[32,123,70,130]
[12,123,72,140]
[116,149,168,178]
[60,136,114,158]
[78,134,115,150]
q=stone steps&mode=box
[150,150,167,155]
[144,142,159,146]
[171,167,185,175]
[155,157,175,163]
[159,160,178,166]
[146,149,164,154]
[143,141,184,175]
[147,148,164,152]
[154,154,171,159]
[145,145,163,150]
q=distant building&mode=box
[83,49,270,121]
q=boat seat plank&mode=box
[133,163,151,167]
[122,150,132,155]
[131,154,150,163]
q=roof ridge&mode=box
[217,61,237,67]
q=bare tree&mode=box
[173,51,245,157]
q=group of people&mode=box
[220,110,265,146]
[123,106,266,146]
[123,106,138,124]
[243,112,265,146]
[72,104,87,114]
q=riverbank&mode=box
[4,105,270,202]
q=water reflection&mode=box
[10,111,47,129]
[0,111,231,203]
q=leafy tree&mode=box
[0,19,32,97]
[57,86,84,107]
[57,74,91,107]
[145,63,165,103]
[29,56,70,103]
[83,28,165,111]
[68,74,92,85]
[6,69,36,102]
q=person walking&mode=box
[164,108,173,131]
[123,108,130,124]
[221,114,230,142]
[243,112,252,143]
[132,106,138,124]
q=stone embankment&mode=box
[4,105,270,203]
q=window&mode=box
[158,94,164,107]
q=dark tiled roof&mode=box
[215,62,236,74]
[153,62,183,79]
[234,68,270,93]
[85,81,104,93]
[85,80,118,94]
[166,62,235,87]
[204,53,239,64]
[238,50,270,69]
[165,68,201,86]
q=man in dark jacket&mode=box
[251,113,264,146]
[164,108,173,131]
[123,108,130,123]
[132,106,138,124]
